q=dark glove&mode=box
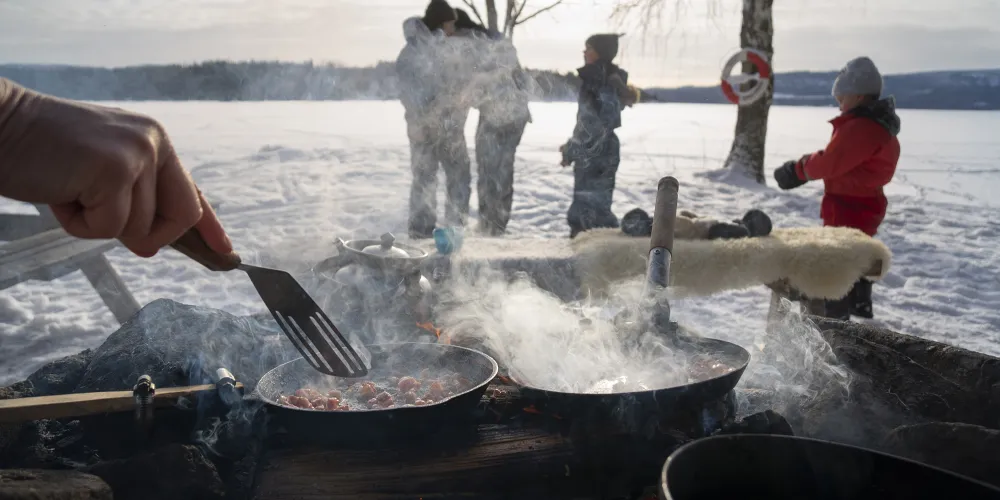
[774,160,807,190]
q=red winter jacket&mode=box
[795,98,901,236]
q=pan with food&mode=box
[255,342,498,440]
[510,177,750,423]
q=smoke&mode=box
[435,269,694,394]
[735,296,853,417]
[435,265,857,435]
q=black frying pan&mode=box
[512,177,750,425]
[511,335,750,422]
[660,434,1000,500]
[255,342,498,443]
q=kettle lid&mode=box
[361,233,410,258]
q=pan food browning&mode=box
[276,370,474,411]
[583,356,737,395]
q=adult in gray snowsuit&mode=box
[560,34,631,239]
[396,0,472,239]
[453,9,532,236]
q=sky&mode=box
[1,0,999,87]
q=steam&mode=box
[436,266,857,435]
[435,269,693,394]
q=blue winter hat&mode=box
[832,56,883,97]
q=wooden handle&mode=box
[170,228,241,271]
[0,383,244,424]
[650,176,679,252]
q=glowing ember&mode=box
[417,322,450,344]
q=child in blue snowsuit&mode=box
[560,34,632,238]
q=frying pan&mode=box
[512,177,750,426]
[511,335,750,424]
[660,434,1000,500]
[255,342,498,443]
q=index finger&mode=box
[193,190,233,255]
[124,147,202,257]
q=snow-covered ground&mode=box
[1,101,998,385]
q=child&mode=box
[560,34,637,239]
[773,56,901,319]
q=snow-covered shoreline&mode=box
[1,101,997,385]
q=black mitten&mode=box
[739,209,773,237]
[621,208,652,237]
[707,222,750,240]
[774,160,807,190]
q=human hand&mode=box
[0,79,232,258]
[773,160,807,190]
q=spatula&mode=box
[170,229,370,377]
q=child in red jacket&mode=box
[773,56,900,320]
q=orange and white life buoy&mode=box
[720,48,772,106]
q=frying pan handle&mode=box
[170,228,242,272]
[650,176,679,253]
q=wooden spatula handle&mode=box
[650,176,679,253]
[170,228,242,271]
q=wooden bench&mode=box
[0,206,140,324]
[765,259,885,333]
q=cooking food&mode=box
[582,357,736,395]
[276,371,474,411]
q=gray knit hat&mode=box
[832,56,883,97]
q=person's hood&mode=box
[851,96,901,136]
[403,16,431,43]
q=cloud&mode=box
[1,0,998,86]
[775,24,1000,74]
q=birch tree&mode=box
[614,0,775,184]
[460,0,565,40]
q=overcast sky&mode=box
[1,0,998,86]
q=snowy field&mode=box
[1,101,998,385]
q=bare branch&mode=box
[503,0,517,35]
[460,0,487,27]
[512,0,564,26]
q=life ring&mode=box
[719,48,772,106]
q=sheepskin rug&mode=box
[571,227,892,300]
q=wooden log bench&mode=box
[0,206,140,325]
[255,425,582,500]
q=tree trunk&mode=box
[486,0,499,32]
[503,0,517,38]
[723,0,774,185]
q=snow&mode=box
[1,101,998,385]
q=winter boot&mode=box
[621,208,652,237]
[707,222,751,240]
[738,209,773,237]
[823,297,851,321]
[848,279,874,319]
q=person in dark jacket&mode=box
[454,9,533,236]
[560,34,631,239]
[396,0,472,239]
[773,56,901,320]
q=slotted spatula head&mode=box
[241,264,370,377]
[170,229,370,377]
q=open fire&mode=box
[417,321,450,344]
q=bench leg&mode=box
[79,254,141,324]
[765,289,787,335]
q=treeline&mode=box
[0,60,582,102]
[3,61,998,110]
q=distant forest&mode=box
[2,60,999,110]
